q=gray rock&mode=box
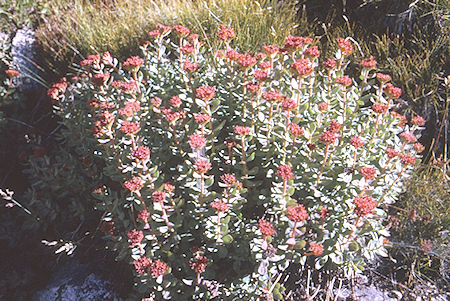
[33,259,121,301]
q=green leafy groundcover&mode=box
[48,24,424,299]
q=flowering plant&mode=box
[50,24,423,299]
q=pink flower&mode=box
[183,60,199,73]
[217,25,235,41]
[133,257,151,274]
[194,113,211,124]
[322,58,337,69]
[281,98,297,111]
[169,96,182,108]
[101,51,114,66]
[258,219,276,238]
[371,103,389,114]
[194,158,211,174]
[246,82,260,93]
[119,101,141,117]
[310,243,324,256]
[189,134,206,149]
[196,86,215,101]
[350,136,364,148]
[288,123,304,138]
[361,56,377,69]
[258,61,271,70]
[360,167,377,180]
[5,69,19,77]
[327,120,341,133]
[318,102,328,111]
[237,54,257,68]
[173,25,190,36]
[151,97,162,107]
[220,174,237,186]
[131,146,150,161]
[263,45,280,56]
[400,132,417,143]
[413,143,425,153]
[304,46,320,58]
[276,165,294,181]
[386,148,399,158]
[319,131,337,144]
[210,201,228,212]
[412,116,425,126]
[291,58,313,77]
[123,56,144,72]
[150,260,169,278]
[336,75,352,87]
[180,43,194,54]
[152,191,166,203]
[287,204,308,222]
[400,154,416,166]
[337,38,353,55]
[226,49,240,60]
[128,229,144,247]
[376,73,391,83]
[120,121,140,135]
[383,83,402,99]
[354,195,377,217]
[137,209,150,222]
[234,126,251,136]
[253,69,267,81]
[190,255,208,274]
[121,81,136,93]
[91,72,110,86]
[123,177,144,192]
[262,90,283,102]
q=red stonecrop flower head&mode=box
[173,25,190,36]
[134,257,151,274]
[169,96,182,108]
[123,56,144,72]
[400,154,416,166]
[194,158,211,174]
[360,167,377,180]
[310,243,324,256]
[196,86,215,101]
[361,56,377,69]
[412,116,425,126]
[217,25,235,41]
[322,58,337,70]
[383,83,402,99]
[258,219,276,239]
[150,97,162,108]
[189,134,206,150]
[128,229,144,247]
[258,61,271,70]
[210,201,228,212]
[253,69,267,81]
[376,73,391,83]
[194,113,211,124]
[317,102,328,111]
[319,131,337,144]
[337,38,353,55]
[226,49,240,60]
[152,190,166,203]
[183,60,200,73]
[91,72,110,86]
[119,101,141,117]
[327,120,342,133]
[120,121,140,135]
[180,43,194,54]
[220,174,237,186]
[350,136,364,148]
[281,98,297,111]
[386,148,399,158]
[190,255,208,274]
[150,260,169,278]
[336,75,352,87]
[262,90,283,102]
[234,126,251,136]
[123,177,144,192]
[137,209,150,222]
[319,206,330,219]
[263,45,280,56]
[400,132,417,143]
[304,46,321,58]
[371,103,389,114]
[354,195,377,217]
[246,82,260,93]
[413,143,425,153]
[287,204,308,222]
[292,59,313,77]
[5,69,19,77]
[288,123,304,138]
[276,165,294,181]
[131,146,150,161]
[237,54,257,69]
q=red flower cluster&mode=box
[226,49,240,60]
[152,190,166,203]
[102,51,114,66]
[412,116,425,126]
[400,132,417,143]
[123,56,144,72]
[210,201,228,212]
[150,260,169,278]
[288,123,304,137]
[234,126,251,136]
[196,86,215,101]
[310,243,324,256]
[5,69,19,77]
[258,219,276,238]
[194,113,211,124]
[354,195,377,217]
[262,90,283,102]
[318,102,328,111]
[173,25,190,36]
[133,257,151,274]
[120,121,140,135]
[263,45,280,56]
[319,206,330,219]
[281,98,297,111]
[337,38,353,55]
[276,165,294,181]
[322,58,337,70]
[336,75,352,87]
[169,96,182,108]
[253,69,267,81]
[376,73,391,83]
[121,81,136,93]
[137,209,150,222]
[350,136,364,148]
[91,72,110,86]
[390,111,408,127]
[258,61,271,70]
[360,167,377,180]
[361,56,377,69]
[194,158,211,174]
[304,46,320,58]
[47,77,68,100]
[287,204,309,222]
[413,143,425,153]
[217,25,235,41]
[237,54,257,68]
[80,54,100,66]
[190,255,208,274]
[123,177,144,192]
[371,103,389,114]
[383,83,402,99]
[327,120,342,133]
[284,35,312,49]
[119,101,141,117]
[127,229,144,247]
[180,44,194,54]
[319,131,337,144]
[151,97,162,108]
[291,59,313,77]
[220,174,237,186]
[400,154,416,166]
[183,60,199,73]
[386,148,399,158]
[189,134,206,149]
[131,146,150,161]
[92,111,115,137]
[246,82,260,93]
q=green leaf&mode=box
[222,234,233,244]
